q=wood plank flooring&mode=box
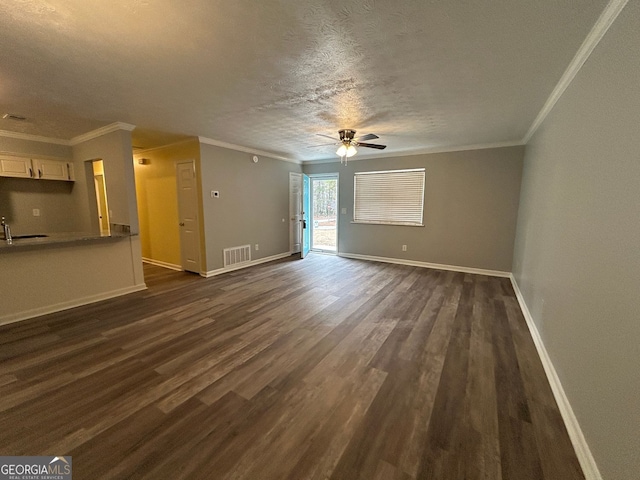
[0,254,584,479]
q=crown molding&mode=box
[69,122,136,145]
[0,122,137,146]
[198,136,301,164]
[132,137,197,156]
[523,0,629,143]
[0,129,71,146]
[303,140,524,164]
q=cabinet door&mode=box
[0,156,33,178]
[32,159,74,181]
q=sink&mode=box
[11,234,49,239]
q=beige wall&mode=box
[199,144,301,272]
[0,237,145,325]
[304,146,524,272]
[71,128,144,286]
[0,177,83,234]
[133,139,200,267]
[72,130,140,234]
[512,3,639,479]
[0,136,72,159]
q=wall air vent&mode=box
[223,245,251,268]
[2,113,28,121]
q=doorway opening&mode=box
[289,172,302,254]
[310,175,338,252]
[92,160,110,236]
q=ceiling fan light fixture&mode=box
[328,130,384,162]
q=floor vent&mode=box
[223,245,252,268]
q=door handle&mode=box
[179,222,185,226]
[302,220,307,229]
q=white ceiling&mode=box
[0,0,610,161]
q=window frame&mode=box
[352,168,426,227]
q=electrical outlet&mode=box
[255,244,259,251]
[402,244,407,251]
[32,208,40,217]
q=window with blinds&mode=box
[353,168,425,226]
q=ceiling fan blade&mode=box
[356,133,379,141]
[307,142,338,148]
[356,142,387,150]
[316,133,338,141]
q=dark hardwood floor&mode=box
[0,254,583,479]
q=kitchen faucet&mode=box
[1,217,12,244]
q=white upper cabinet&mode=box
[0,156,74,181]
[32,158,75,181]
[0,155,33,178]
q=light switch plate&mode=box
[32,208,40,217]
[341,208,347,214]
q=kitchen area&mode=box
[0,124,146,325]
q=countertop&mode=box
[0,231,134,251]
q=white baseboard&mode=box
[203,252,292,278]
[0,284,148,327]
[509,274,602,480]
[338,252,511,278]
[142,257,182,271]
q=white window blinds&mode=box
[353,168,425,226]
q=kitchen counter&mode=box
[0,231,134,251]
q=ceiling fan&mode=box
[315,129,386,164]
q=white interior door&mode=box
[177,161,201,273]
[289,172,302,253]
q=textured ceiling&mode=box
[0,0,609,161]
